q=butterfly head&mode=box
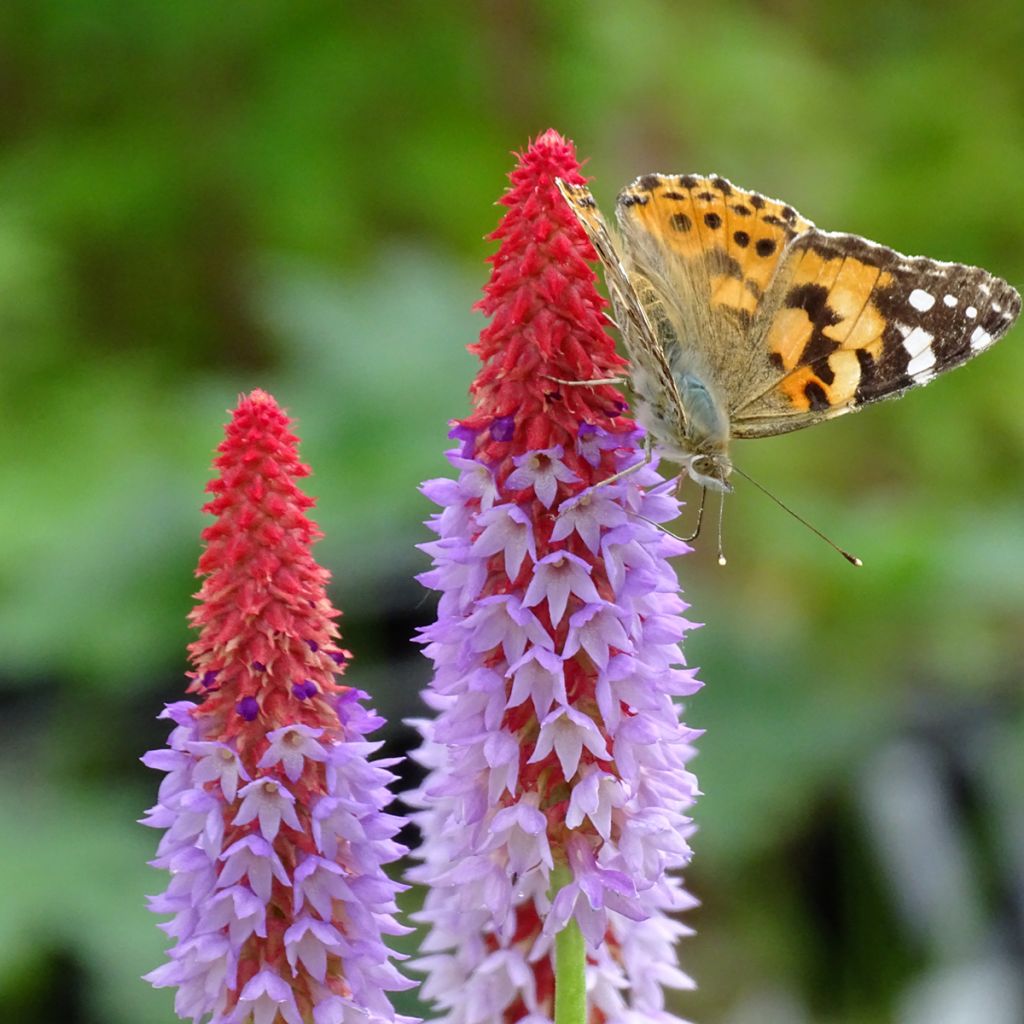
[687,453,733,493]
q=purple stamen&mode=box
[288,679,318,701]
[490,415,515,442]
[237,696,259,721]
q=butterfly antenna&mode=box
[732,465,862,567]
[716,488,727,566]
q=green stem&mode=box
[552,865,586,1024]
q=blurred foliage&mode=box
[0,2,1022,1022]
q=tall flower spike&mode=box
[409,130,703,1023]
[143,390,412,1024]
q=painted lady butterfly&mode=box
[557,174,1021,502]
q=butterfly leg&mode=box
[587,432,653,490]
[681,485,707,543]
[542,374,628,387]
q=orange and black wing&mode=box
[730,231,1021,437]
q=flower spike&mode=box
[143,390,412,1024]
[409,131,703,1024]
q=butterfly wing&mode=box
[610,173,816,407]
[564,172,1021,451]
[556,179,688,440]
[729,231,1022,437]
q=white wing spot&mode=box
[909,288,936,312]
[907,346,936,378]
[902,326,934,359]
[970,326,994,351]
[943,294,958,307]
[966,306,978,319]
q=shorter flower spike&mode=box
[142,390,411,1024]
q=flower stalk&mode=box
[551,866,586,1024]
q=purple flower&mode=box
[576,423,639,468]
[506,446,581,508]
[410,441,702,1022]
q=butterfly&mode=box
[556,174,1021,500]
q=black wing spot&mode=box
[812,357,836,386]
[712,176,733,196]
[733,230,750,247]
[787,283,843,370]
[762,214,785,227]
[853,348,877,404]
[670,212,692,232]
[749,194,766,209]
[618,193,649,208]
[635,174,662,192]
[661,190,688,200]
[803,380,830,411]
[786,283,841,324]
[800,333,840,372]
[678,174,699,189]
[755,238,777,257]
[696,191,715,202]
[704,212,722,229]
[854,321,912,402]
[768,351,785,371]
[781,205,798,224]
[730,203,752,216]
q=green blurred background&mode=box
[1,2,1022,1022]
